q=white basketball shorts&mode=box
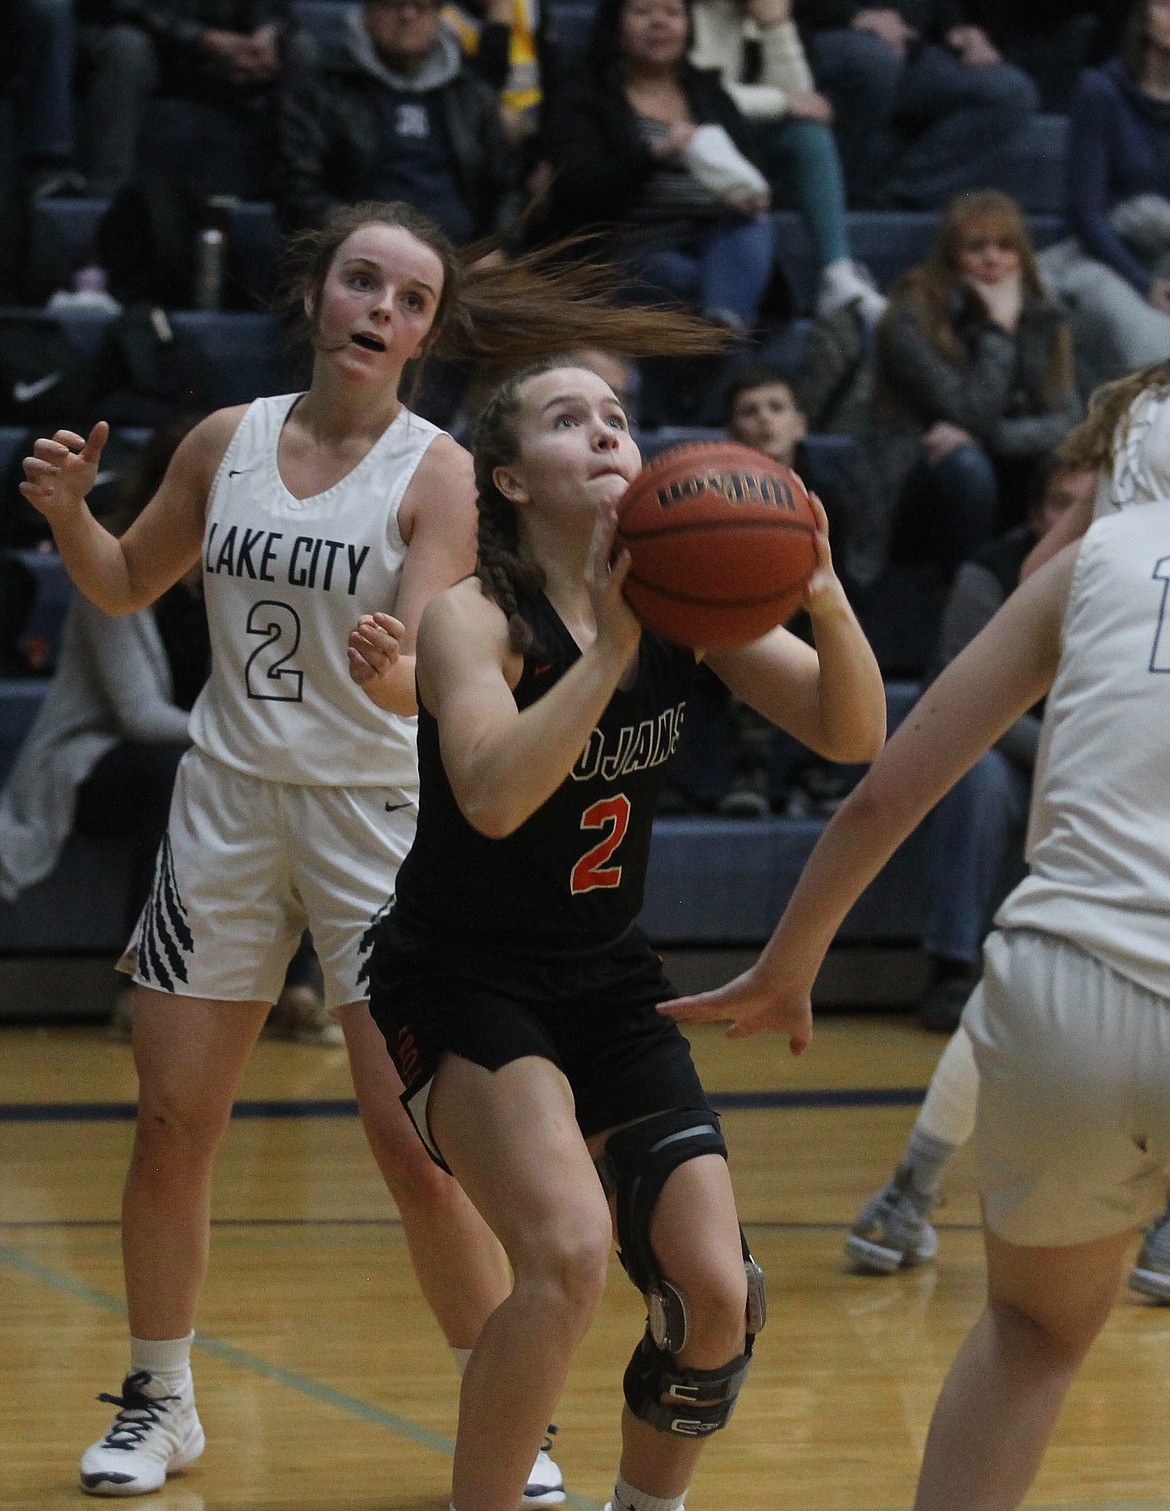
[965,927,1170,1247]
[118,747,414,1009]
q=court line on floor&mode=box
[0,1243,604,1511]
[4,1244,1162,1511]
[0,1216,985,1234]
[0,1087,928,1122]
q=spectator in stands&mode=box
[689,0,885,324]
[1039,0,1170,391]
[665,363,856,816]
[18,0,315,200]
[442,0,546,147]
[915,450,1096,1032]
[274,0,523,238]
[0,419,203,1033]
[847,189,1080,588]
[963,0,1107,110]
[540,0,778,338]
[0,419,342,1040]
[12,0,84,197]
[796,0,1038,209]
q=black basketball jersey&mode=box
[393,593,697,954]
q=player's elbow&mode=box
[456,778,527,839]
[461,798,522,840]
[822,710,887,766]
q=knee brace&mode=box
[597,1107,766,1358]
[623,1326,752,1437]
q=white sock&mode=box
[129,1332,194,1393]
[917,1024,979,1149]
[612,1475,688,1511]
[449,1345,472,1376]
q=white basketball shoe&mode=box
[79,1370,205,1496]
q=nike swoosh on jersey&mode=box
[385,800,412,812]
[228,468,250,477]
[13,372,61,403]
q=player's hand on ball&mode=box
[801,493,844,614]
[20,422,109,523]
[588,503,641,661]
[347,611,404,686]
[660,965,813,1053]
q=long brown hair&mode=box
[878,190,1075,411]
[281,202,727,391]
[1058,358,1170,474]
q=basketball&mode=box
[615,442,819,648]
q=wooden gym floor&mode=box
[2,1010,1168,1511]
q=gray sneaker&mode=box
[1130,1210,1170,1302]
[845,1167,939,1275]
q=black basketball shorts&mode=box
[367,911,710,1168]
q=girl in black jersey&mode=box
[364,360,886,1511]
[24,203,724,1502]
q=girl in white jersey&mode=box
[19,199,722,1500]
[664,498,1170,1511]
[846,373,1170,1292]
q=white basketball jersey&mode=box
[996,502,1170,999]
[189,393,443,787]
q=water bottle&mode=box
[194,227,227,311]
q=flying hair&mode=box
[281,203,729,392]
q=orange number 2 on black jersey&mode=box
[570,794,631,893]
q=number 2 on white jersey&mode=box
[1151,557,1170,673]
[245,600,305,701]
[571,794,631,893]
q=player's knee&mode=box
[623,1327,753,1438]
[990,1294,1106,1365]
[669,1253,749,1364]
[519,1213,612,1338]
[132,1090,230,1168]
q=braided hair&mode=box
[472,358,578,655]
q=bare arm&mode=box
[419,508,642,838]
[704,495,885,763]
[347,434,479,717]
[20,410,242,615]
[662,542,1079,1046]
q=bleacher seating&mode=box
[0,305,301,408]
[27,198,1069,319]
[0,547,927,954]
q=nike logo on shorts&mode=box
[228,468,250,477]
[385,800,412,813]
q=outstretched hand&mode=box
[20,422,110,524]
[347,611,405,687]
[659,965,813,1052]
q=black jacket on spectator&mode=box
[275,15,522,235]
[539,60,764,242]
[100,0,291,61]
[843,284,1080,584]
[795,0,963,39]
